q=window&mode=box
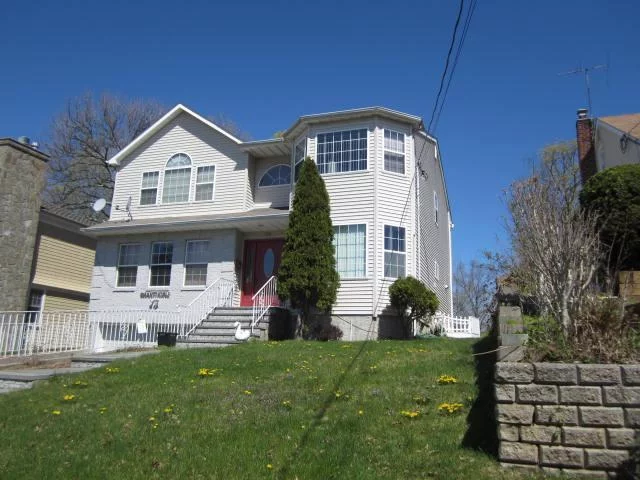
[384,225,406,278]
[434,191,439,225]
[294,139,306,182]
[162,153,192,203]
[195,165,215,201]
[316,129,367,174]
[27,290,44,312]
[184,240,209,286]
[259,165,291,187]
[333,224,366,278]
[434,260,440,280]
[384,130,405,174]
[117,244,141,287]
[140,171,159,205]
[150,242,173,287]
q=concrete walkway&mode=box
[0,350,158,395]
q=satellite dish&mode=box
[92,198,107,212]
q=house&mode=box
[0,137,98,313]
[576,108,640,184]
[85,104,454,340]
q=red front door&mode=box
[240,239,284,306]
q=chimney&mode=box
[576,109,597,184]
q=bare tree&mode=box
[453,259,494,328]
[505,142,602,337]
[45,93,165,214]
[206,113,253,142]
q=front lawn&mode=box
[0,339,542,479]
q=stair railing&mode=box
[182,278,236,338]
[251,276,278,334]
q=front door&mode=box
[240,239,284,306]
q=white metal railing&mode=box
[428,313,481,338]
[0,311,92,358]
[0,278,237,358]
[251,275,278,334]
[181,278,236,337]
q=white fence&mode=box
[0,278,237,358]
[251,275,278,334]
[428,313,481,338]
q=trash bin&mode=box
[157,332,177,347]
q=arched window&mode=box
[259,164,291,187]
[163,153,192,203]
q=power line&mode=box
[427,0,466,133]
[431,0,478,133]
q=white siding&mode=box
[90,229,238,312]
[253,156,291,209]
[304,120,377,316]
[415,134,453,315]
[110,113,249,221]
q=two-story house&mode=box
[85,104,453,340]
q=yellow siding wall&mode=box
[32,235,95,294]
[43,293,89,311]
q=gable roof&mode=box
[599,113,640,140]
[107,104,243,166]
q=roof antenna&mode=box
[558,62,608,115]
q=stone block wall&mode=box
[0,140,48,311]
[495,362,639,478]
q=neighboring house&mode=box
[85,104,454,339]
[0,137,97,313]
[27,205,97,312]
[576,108,640,184]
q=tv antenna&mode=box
[558,63,608,115]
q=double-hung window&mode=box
[384,225,406,278]
[184,240,209,287]
[333,224,366,278]
[150,242,173,287]
[140,171,159,205]
[195,165,215,201]
[316,129,367,174]
[384,130,405,174]
[294,139,306,182]
[162,153,192,203]
[117,244,141,287]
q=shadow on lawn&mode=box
[462,335,499,457]
[275,337,371,479]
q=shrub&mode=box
[389,276,439,338]
[310,322,343,342]
[580,164,640,270]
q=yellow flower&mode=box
[399,410,420,419]
[437,402,464,415]
[266,464,273,470]
[72,380,88,387]
[243,390,252,395]
[281,400,292,409]
[148,416,156,422]
[63,394,76,401]
[358,410,364,415]
[51,410,61,415]
[198,368,217,377]
[98,407,107,414]
[437,375,458,385]
[105,367,120,374]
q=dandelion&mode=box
[334,391,343,399]
[163,407,173,414]
[197,368,218,377]
[98,407,108,414]
[399,410,420,419]
[105,367,120,374]
[437,375,458,385]
[438,402,464,415]
[281,400,292,409]
[51,410,61,415]
[266,464,273,470]
[63,394,76,402]
[72,380,88,387]
[358,410,364,416]
[243,390,252,395]
[148,416,156,422]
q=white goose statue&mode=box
[234,321,251,342]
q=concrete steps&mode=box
[177,307,267,349]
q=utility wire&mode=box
[432,0,478,133]
[427,0,466,133]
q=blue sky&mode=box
[2,0,639,265]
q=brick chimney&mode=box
[576,108,597,184]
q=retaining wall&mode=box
[495,362,639,478]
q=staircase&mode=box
[176,307,268,349]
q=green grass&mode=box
[0,339,544,479]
